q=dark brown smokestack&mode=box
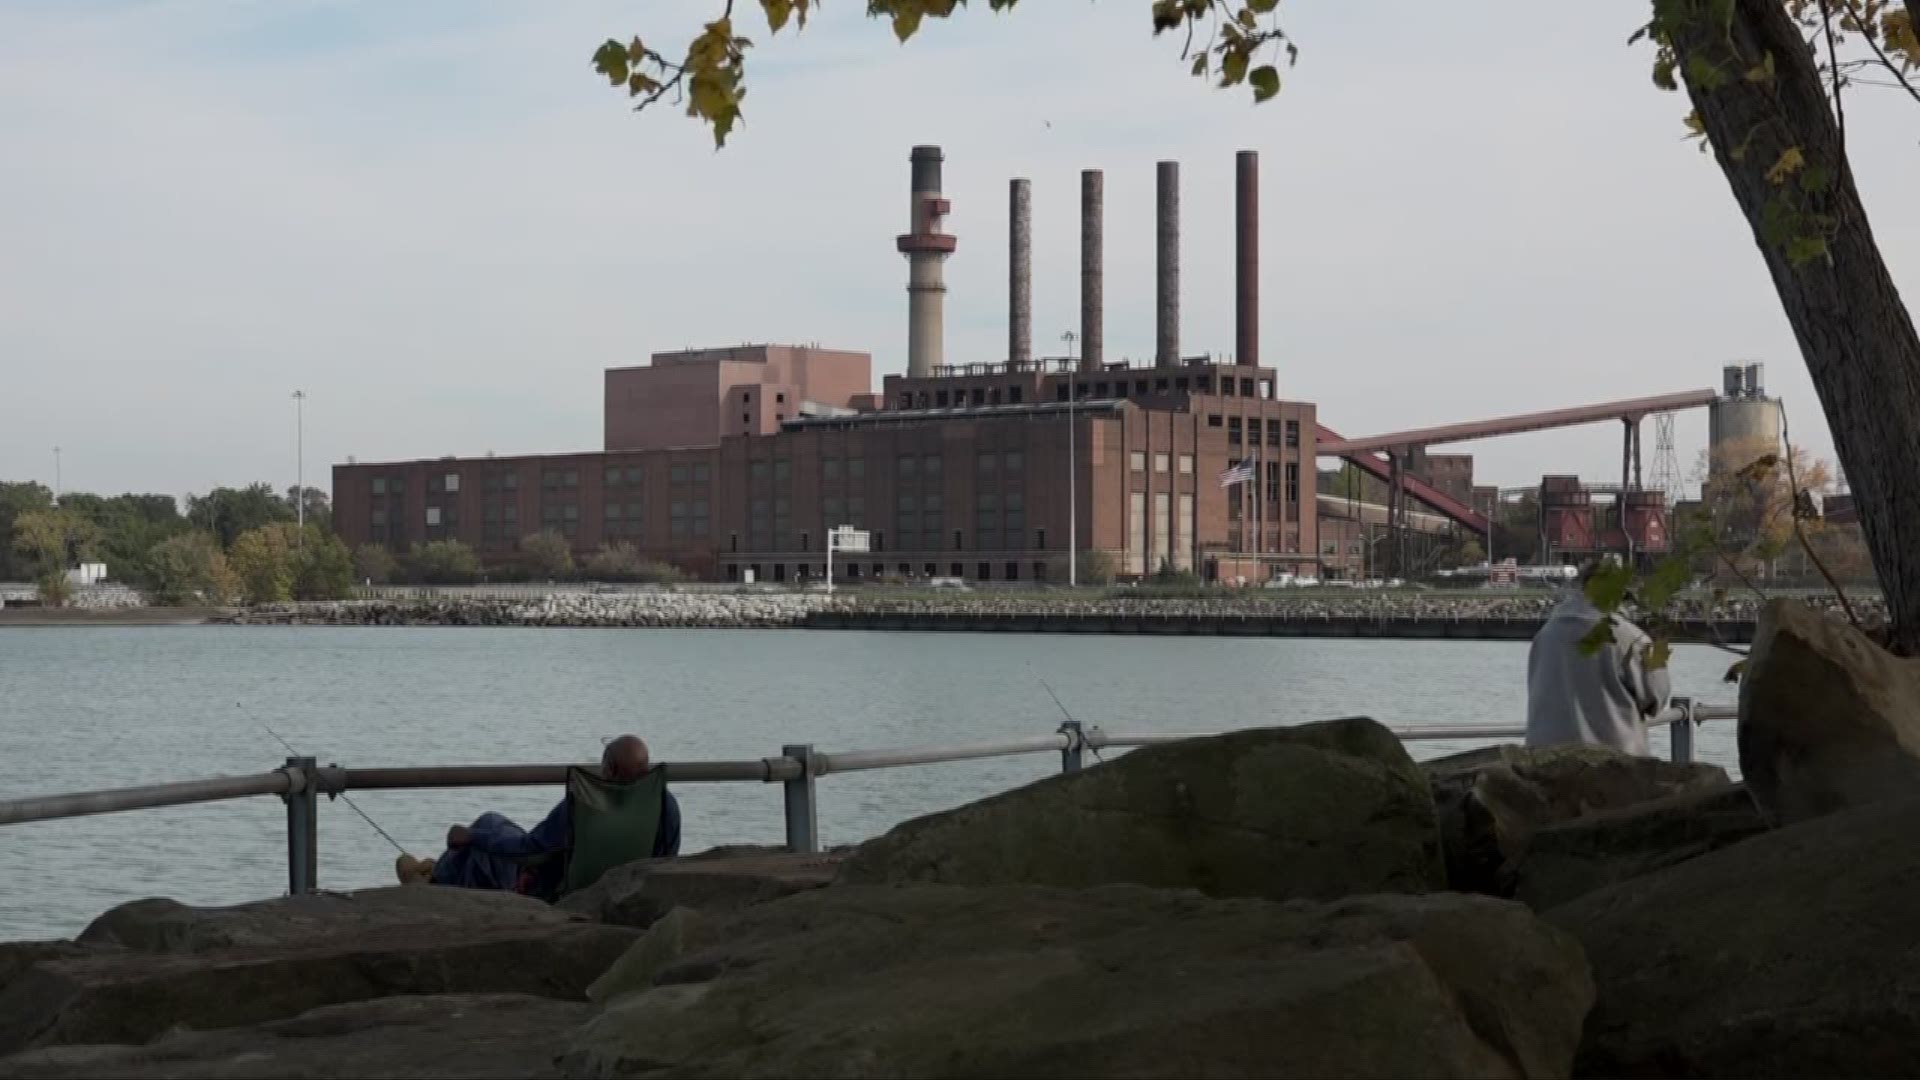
[1009,178,1031,367]
[1156,160,1179,369]
[1235,150,1259,369]
[1079,169,1103,373]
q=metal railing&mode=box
[0,700,1734,896]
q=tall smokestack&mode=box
[1009,178,1031,367]
[1156,160,1180,369]
[897,145,956,379]
[1079,169,1103,373]
[1235,150,1259,369]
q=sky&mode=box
[1,0,1916,505]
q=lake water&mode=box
[0,627,1743,939]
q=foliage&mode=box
[10,509,102,600]
[286,486,332,533]
[521,530,576,580]
[145,531,240,605]
[0,482,56,580]
[228,523,299,604]
[292,529,355,600]
[408,539,482,585]
[187,483,295,549]
[1072,548,1117,587]
[584,542,688,583]
[593,0,1296,146]
[354,543,399,585]
[34,571,73,608]
[55,492,191,587]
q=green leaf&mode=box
[1584,561,1634,613]
[1578,618,1615,657]
[1800,163,1832,193]
[1653,53,1679,90]
[1249,65,1281,102]
[1786,234,1829,265]
[1686,54,1730,90]
[1191,54,1208,77]
[1646,637,1674,671]
[763,0,794,33]
[1765,146,1806,185]
[1638,554,1694,612]
[592,39,631,85]
[1221,48,1249,86]
[1724,658,1748,683]
[1249,0,1279,11]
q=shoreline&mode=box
[0,607,225,627]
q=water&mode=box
[0,627,1742,939]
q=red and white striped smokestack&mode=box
[1235,150,1259,369]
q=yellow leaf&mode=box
[1765,146,1806,185]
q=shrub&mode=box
[145,531,239,604]
[353,543,398,585]
[407,539,482,585]
[584,542,688,583]
[520,530,575,580]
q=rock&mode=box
[1740,598,1920,825]
[566,884,1593,1079]
[0,887,637,1054]
[1548,794,1920,1077]
[839,718,1444,901]
[0,994,587,1079]
[1425,744,1729,896]
[557,847,843,928]
[1512,784,1766,910]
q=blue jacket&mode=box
[465,789,682,898]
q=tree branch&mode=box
[1779,401,1863,628]
[1841,0,1920,104]
[1818,0,1848,148]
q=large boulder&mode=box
[1740,598,1920,824]
[1425,744,1729,896]
[568,884,1594,1078]
[0,994,588,1079]
[0,887,636,1054]
[1548,794,1920,1077]
[840,718,1446,901]
[557,846,844,927]
[1512,784,1766,910]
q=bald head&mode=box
[601,735,651,782]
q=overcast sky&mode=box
[2,1,1915,504]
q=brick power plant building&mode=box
[333,147,1393,585]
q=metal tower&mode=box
[1647,412,1683,500]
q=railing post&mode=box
[1670,697,1696,765]
[1059,720,1084,773]
[782,744,819,855]
[282,755,318,894]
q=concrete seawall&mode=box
[801,610,1758,643]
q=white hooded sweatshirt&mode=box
[1526,589,1671,757]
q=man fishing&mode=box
[397,734,681,898]
[1526,560,1671,757]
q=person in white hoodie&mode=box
[1526,560,1671,757]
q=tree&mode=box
[286,486,332,533]
[0,482,55,580]
[1077,549,1117,587]
[408,539,482,584]
[145,531,239,605]
[584,541,688,583]
[355,543,399,585]
[292,528,355,600]
[11,508,102,607]
[596,0,1920,648]
[228,523,299,604]
[521,530,576,580]
[187,483,294,549]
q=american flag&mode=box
[1218,460,1255,488]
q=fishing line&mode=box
[251,709,412,856]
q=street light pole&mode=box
[292,390,306,544]
[52,446,61,505]
[1061,330,1077,588]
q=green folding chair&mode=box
[558,765,668,899]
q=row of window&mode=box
[729,561,1049,583]
[1201,416,1302,447]
[728,528,1052,555]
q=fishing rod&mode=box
[253,713,413,856]
[1031,667,1103,764]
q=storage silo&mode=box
[1709,362,1782,477]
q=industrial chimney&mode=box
[897,145,956,379]
[1235,150,1259,369]
[1079,169,1103,373]
[1009,178,1032,368]
[1156,160,1180,369]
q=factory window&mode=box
[823,458,842,481]
[924,455,942,477]
[1175,377,1189,391]
[1130,451,1146,472]
[936,390,950,408]
[1154,453,1170,474]
[1095,381,1109,397]
[485,505,501,523]
[565,470,579,488]
[1261,380,1275,399]
[606,503,623,522]
[950,562,963,578]
[564,504,579,521]
[743,413,751,425]
[693,500,709,536]
[1208,414,1223,428]
[971,388,986,406]
[848,496,865,525]
[671,501,688,538]
[1248,419,1262,442]
[1076,382,1089,399]
[954,529,964,551]
[1195,377,1212,392]
[485,472,503,492]
[1228,418,1242,444]
[925,563,937,577]
[444,473,460,493]
[848,458,865,480]
[1005,450,1023,472]
[773,564,786,582]
[1136,379,1149,396]
[1286,463,1300,505]
[897,494,917,513]
[776,392,785,404]
[1268,422,1282,447]
[1033,561,1048,582]
[372,477,387,495]
[605,466,621,486]
[503,505,517,524]
[922,493,941,512]
[1036,528,1046,550]
[671,465,689,485]
[800,531,810,552]
[1005,562,1019,581]
[371,508,388,526]
[503,472,517,491]
[899,395,912,410]
[978,562,992,581]
[1222,379,1236,397]
[977,451,997,475]
[391,478,405,495]
[1180,454,1195,475]
[628,466,645,485]
[751,497,770,522]
[693,463,710,483]
[824,496,845,525]
[898,456,917,478]
[1056,384,1069,402]
[428,475,443,495]
[1005,493,1025,536]
[989,388,1002,405]
[1009,386,1023,403]
[873,531,884,552]
[727,563,739,581]
[751,461,769,481]
[775,459,791,482]
[743,393,752,404]
[1241,378,1256,397]
[543,470,562,489]
[730,532,739,552]
[1155,378,1169,392]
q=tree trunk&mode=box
[1667,0,1920,650]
